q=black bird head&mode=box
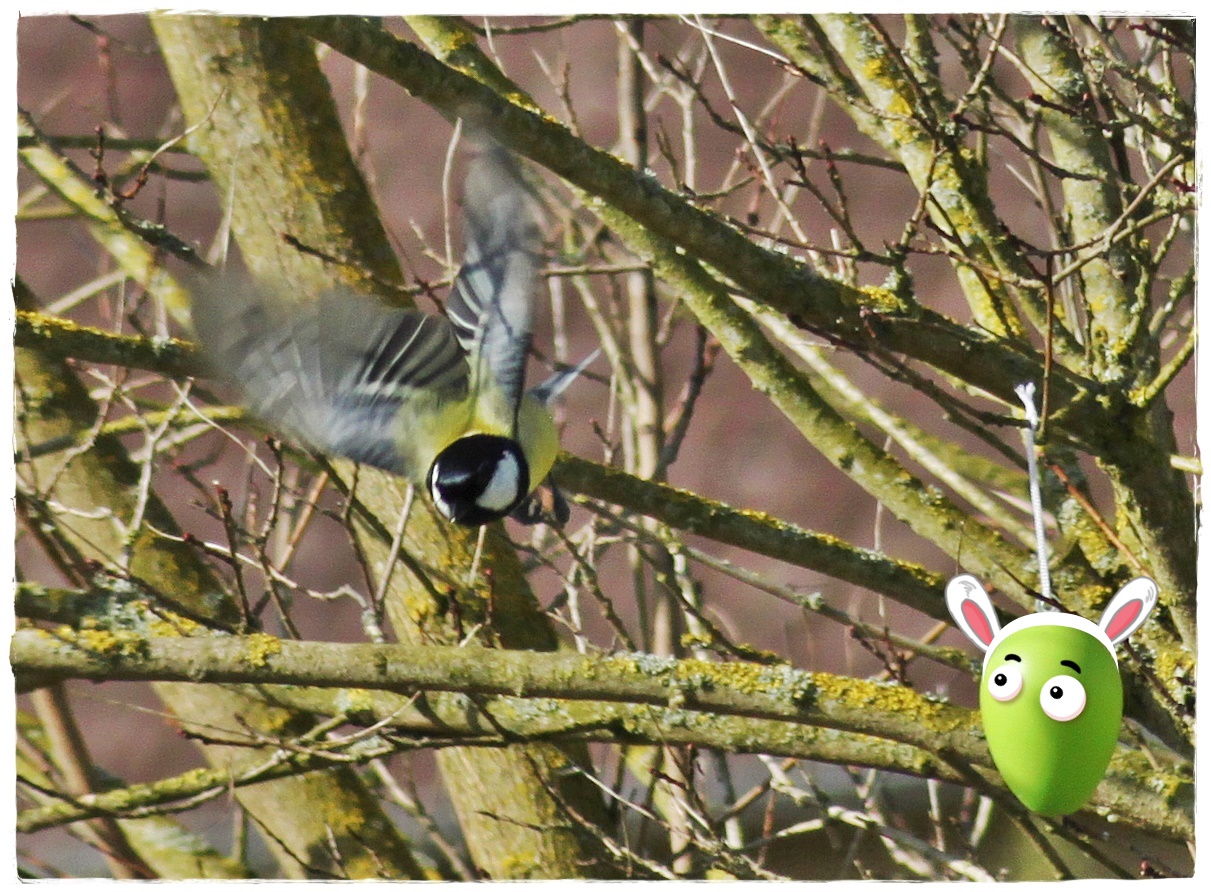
[427,434,530,526]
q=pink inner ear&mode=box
[961,600,995,646]
[1104,599,1142,641]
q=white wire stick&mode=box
[1014,382,1053,606]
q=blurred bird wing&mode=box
[316,289,471,475]
[445,148,541,435]
[192,280,470,481]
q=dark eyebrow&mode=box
[1061,660,1081,674]
[1004,654,1021,662]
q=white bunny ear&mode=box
[946,574,1001,652]
[1099,577,1158,646]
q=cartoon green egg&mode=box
[946,575,1157,817]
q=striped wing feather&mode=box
[192,279,468,481]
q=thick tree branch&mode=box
[12,627,1191,842]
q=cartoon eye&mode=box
[987,664,1023,701]
[1039,675,1087,721]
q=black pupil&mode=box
[994,673,1007,686]
[1049,686,1063,699]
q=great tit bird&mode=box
[192,147,587,527]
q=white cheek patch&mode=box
[477,452,522,513]
[431,485,455,520]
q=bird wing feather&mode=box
[445,147,541,435]
[191,149,540,483]
[191,279,469,481]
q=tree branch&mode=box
[12,627,1192,842]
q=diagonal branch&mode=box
[293,16,1124,457]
